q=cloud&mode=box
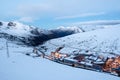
[1,0,120,28]
[72,20,120,25]
[55,12,105,20]
[12,4,53,23]
[7,0,120,21]
[14,4,52,17]
[18,17,36,22]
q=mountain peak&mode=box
[0,21,35,37]
[57,26,83,33]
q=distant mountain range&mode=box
[1,21,120,57]
[0,21,83,46]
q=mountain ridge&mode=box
[0,21,84,46]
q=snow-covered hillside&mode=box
[1,21,120,80]
[0,38,119,80]
[40,24,120,57]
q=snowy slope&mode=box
[40,24,120,57]
[0,38,119,80]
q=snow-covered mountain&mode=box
[0,21,84,46]
[39,24,120,58]
[0,21,49,46]
[0,21,120,80]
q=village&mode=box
[26,46,120,77]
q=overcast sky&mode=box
[0,0,120,28]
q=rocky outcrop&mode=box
[8,22,16,26]
[0,22,3,26]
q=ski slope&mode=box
[0,38,119,80]
[40,24,120,57]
